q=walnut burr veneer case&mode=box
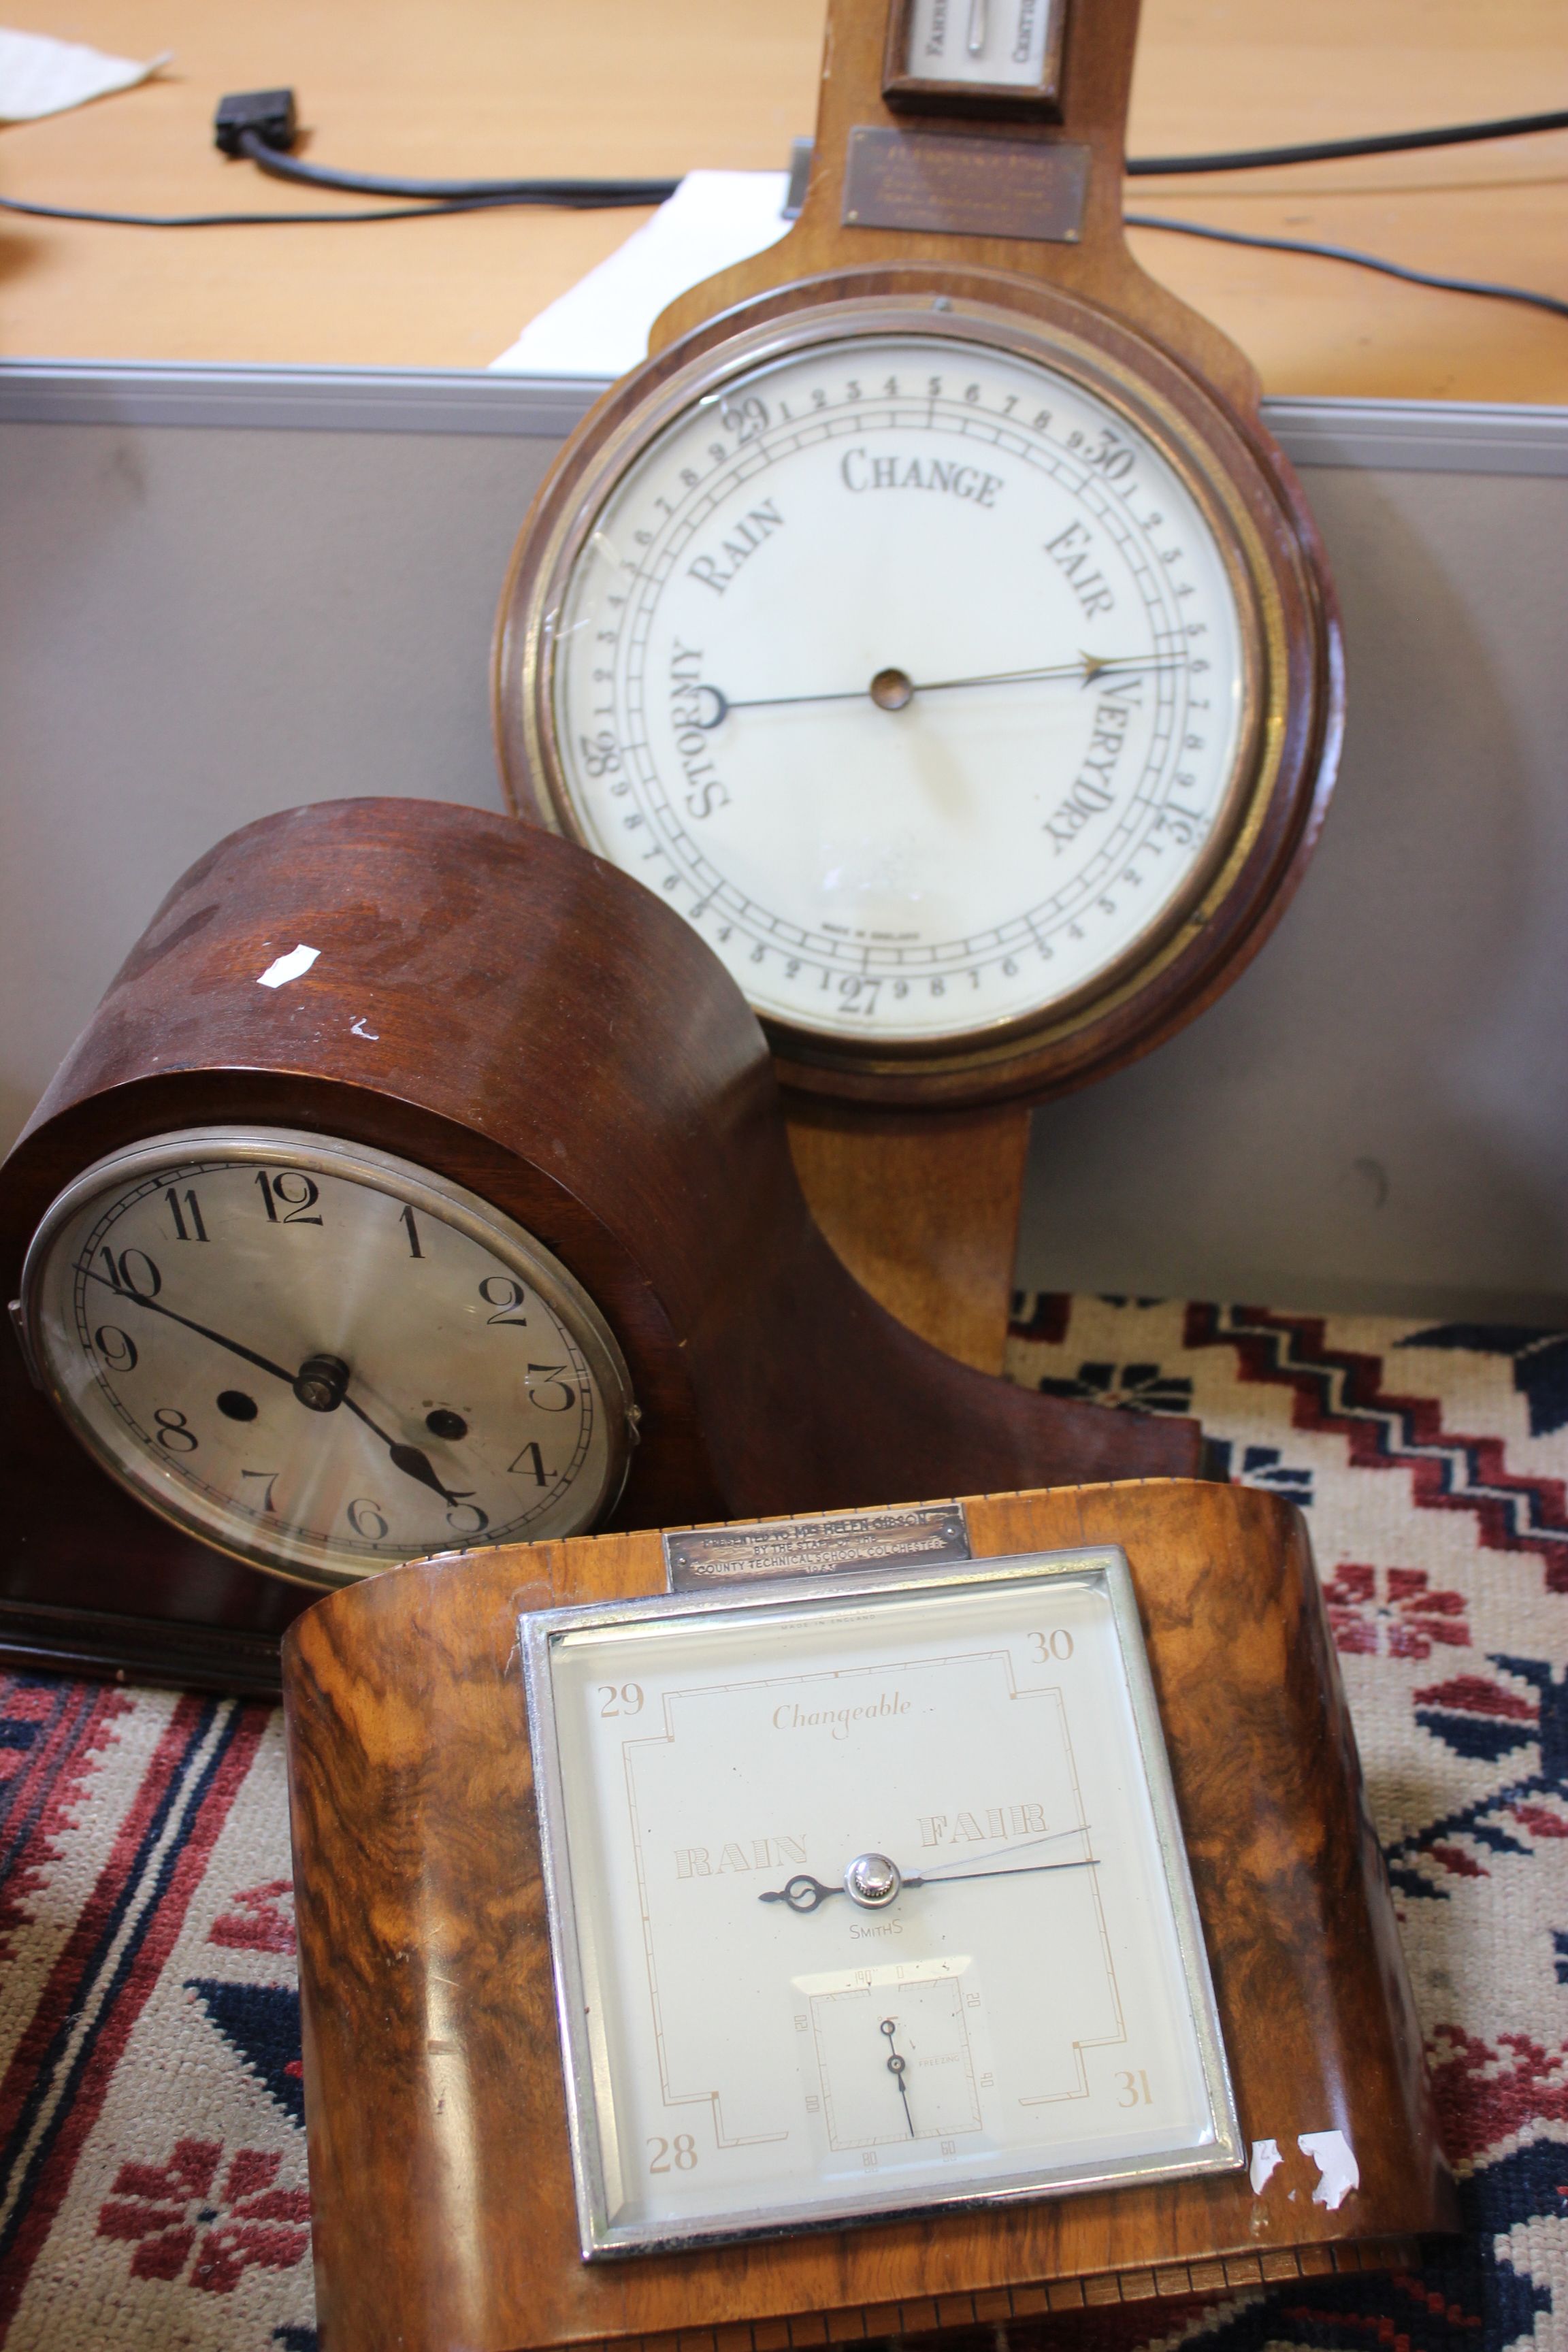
[283,1478,1456,2352]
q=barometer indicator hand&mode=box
[760,1829,1098,1912]
[881,2019,915,2138]
[694,652,1186,728]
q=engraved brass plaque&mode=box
[664,1501,972,1590]
[841,127,1088,241]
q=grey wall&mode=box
[3,368,1565,1322]
[1023,461,1568,1322]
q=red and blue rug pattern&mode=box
[3,1293,1568,2351]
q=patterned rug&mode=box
[4,1294,1568,2352]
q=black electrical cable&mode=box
[0,190,581,226]
[1126,105,1568,176]
[3,96,1565,332]
[1126,212,1568,321]
[227,105,1568,200]
[233,124,676,206]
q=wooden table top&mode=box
[1,0,1564,399]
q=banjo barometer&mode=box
[494,0,1340,1110]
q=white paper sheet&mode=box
[0,27,169,123]
[489,169,794,378]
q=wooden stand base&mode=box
[784,1102,1032,1375]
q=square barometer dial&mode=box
[523,1547,1240,2255]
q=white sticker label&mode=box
[257,944,321,990]
[1299,2128,1359,2210]
[1248,2138,1282,2194]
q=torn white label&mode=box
[257,945,321,990]
[1248,2138,1283,2195]
[1299,2129,1358,2210]
[350,1017,379,1040]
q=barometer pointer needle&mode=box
[696,653,1187,727]
[78,1261,465,1505]
[760,1831,1099,1912]
[881,2019,916,2138]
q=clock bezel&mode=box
[494,268,1341,1109]
[19,1124,639,1590]
[521,1542,1241,2257]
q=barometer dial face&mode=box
[523,1548,1239,2254]
[19,1128,636,1587]
[533,315,1262,1068]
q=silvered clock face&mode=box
[19,1128,636,1586]
[543,321,1254,1054]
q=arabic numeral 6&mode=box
[1029,1628,1075,1661]
[647,2134,698,2173]
[578,730,620,779]
[347,1498,388,1541]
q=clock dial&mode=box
[525,1550,1238,2252]
[19,1128,636,1586]
[540,319,1254,1058]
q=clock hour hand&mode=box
[80,1262,465,1506]
[338,1393,467,1506]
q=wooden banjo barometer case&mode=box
[0,798,1196,1690]
[491,0,1343,1371]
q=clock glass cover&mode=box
[532,312,1258,1066]
[523,1548,1239,2254]
[18,1128,635,1586]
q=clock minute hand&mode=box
[80,1260,463,1507]
[78,1262,298,1386]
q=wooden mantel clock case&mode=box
[0,799,1196,1690]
